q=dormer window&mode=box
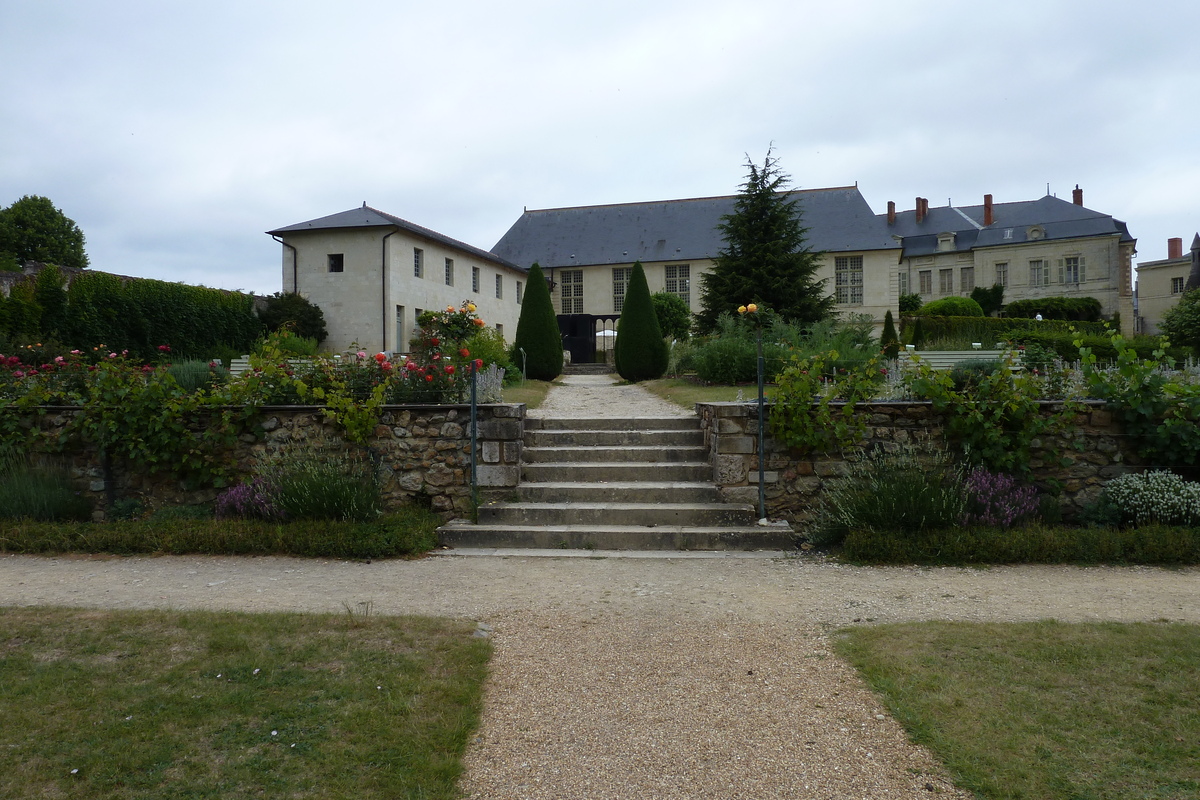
[1027,225,1045,241]
[937,232,956,252]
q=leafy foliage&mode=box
[258,292,328,343]
[651,291,692,341]
[969,283,1005,316]
[696,149,834,334]
[614,263,668,382]
[916,296,984,317]
[513,263,563,381]
[898,293,922,315]
[1102,471,1200,527]
[770,349,886,455]
[0,195,89,270]
[1161,289,1200,351]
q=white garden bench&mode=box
[898,349,1022,372]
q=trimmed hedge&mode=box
[513,262,563,381]
[0,509,440,559]
[902,315,1109,344]
[842,523,1200,565]
[1003,296,1103,322]
[916,296,984,317]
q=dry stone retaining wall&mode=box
[697,401,1142,525]
[31,404,525,519]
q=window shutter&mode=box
[1079,257,1086,283]
[1056,259,1064,284]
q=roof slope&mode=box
[492,187,899,269]
[267,206,524,271]
[884,195,1135,258]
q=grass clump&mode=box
[0,607,489,800]
[837,621,1200,799]
[0,447,91,522]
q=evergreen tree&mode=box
[513,262,563,380]
[650,291,692,341]
[260,292,329,343]
[880,310,899,359]
[0,195,89,270]
[696,150,834,334]
[614,263,668,382]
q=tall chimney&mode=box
[1169,238,1183,259]
[983,194,994,226]
[1072,184,1083,206]
[915,197,924,223]
[887,201,896,224]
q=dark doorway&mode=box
[557,314,618,364]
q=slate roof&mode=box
[267,206,524,271]
[884,195,1135,259]
[491,186,899,269]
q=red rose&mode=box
[445,365,455,374]
[474,358,484,370]
[424,374,434,382]
[459,348,470,358]
[430,337,440,347]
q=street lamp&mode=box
[738,303,766,520]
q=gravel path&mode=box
[3,379,1197,798]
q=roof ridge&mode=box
[521,186,858,214]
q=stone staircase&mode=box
[437,416,795,551]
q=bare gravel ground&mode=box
[3,552,1197,798]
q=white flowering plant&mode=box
[1102,471,1200,527]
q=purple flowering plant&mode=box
[962,468,1040,528]
[213,477,284,521]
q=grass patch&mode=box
[836,621,1200,799]
[642,377,778,410]
[500,378,553,409]
[0,506,441,559]
[0,607,490,799]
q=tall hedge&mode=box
[1003,296,1103,322]
[614,262,668,382]
[513,262,563,381]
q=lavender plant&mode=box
[213,477,281,520]
[962,468,1040,528]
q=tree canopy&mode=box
[696,150,834,334]
[0,195,89,271]
[259,292,329,343]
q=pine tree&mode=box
[696,150,834,334]
[513,262,563,380]
[614,263,668,382]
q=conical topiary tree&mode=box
[880,310,899,359]
[614,262,668,382]
[513,262,563,380]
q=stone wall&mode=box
[31,403,525,519]
[697,401,1142,525]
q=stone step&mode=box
[437,523,796,551]
[524,428,703,447]
[478,501,755,527]
[522,445,709,464]
[516,481,721,504]
[526,417,699,432]
[521,462,713,482]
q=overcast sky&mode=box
[3,0,1198,296]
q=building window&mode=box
[939,268,953,295]
[1173,277,1186,294]
[919,270,933,295]
[561,269,583,314]
[327,254,344,273]
[1061,256,1084,284]
[612,267,632,313]
[897,271,909,297]
[472,266,480,293]
[444,257,454,286]
[835,256,863,304]
[995,262,1008,287]
[395,305,404,352]
[495,274,503,299]
[413,248,424,278]
[1029,259,1049,287]
[516,281,523,304]
[665,264,691,308]
[961,266,975,294]
[495,324,503,337]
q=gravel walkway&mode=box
[4,378,1198,798]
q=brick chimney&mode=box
[887,200,896,224]
[1169,237,1183,259]
[915,197,924,223]
[1072,184,1083,206]
[983,194,994,226]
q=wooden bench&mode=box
[228,356,252,377]
[898,349,1021,372]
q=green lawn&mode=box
[642,376,778,409]
[0,607,490,799]
[837,621,1200,799]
